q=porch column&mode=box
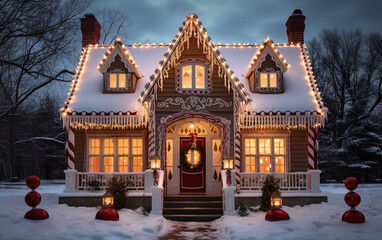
[222,170,236,215]
[64,169,78,192]
[65,126,75,170]
[307,125,318,170]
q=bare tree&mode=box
[95,9,130,45]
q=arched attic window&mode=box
[104,55,135,93]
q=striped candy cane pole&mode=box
[308,125,318,170]
[65,126,75,170]
[234,129,241,193]
[147,100,155,168]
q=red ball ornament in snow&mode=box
[25,191,41,208]
[26,175,40,190]
[344,177,358,191]
[342,210,365,223]
[344,192,361,208]
[95,208,119,221]
[25,208,49,220]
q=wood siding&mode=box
[154,35,235,156]
[290,128,308,172]
[73,128,148,172]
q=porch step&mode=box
[163,195,223,222]
[163,214,222,222]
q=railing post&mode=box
[64,169,78,192]
[144,169,154,192]
[222,170,236,215]
[150,170,164,215]
[308,170,321,193]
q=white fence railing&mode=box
[77,172,145,191]
[240,172,309,191]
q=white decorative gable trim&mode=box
[98,40,142,78]
[139,13,251,104]
[157,96,232,110]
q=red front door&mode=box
[180,137,206,193]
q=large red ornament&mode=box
[26,175,40,190]
[344,177,358,191]
[95,208,119,221]
[344,192,361,208]
[24,208,49,220]
[25,191,41,208]
[342,210,365,223]
[265,209,290,221]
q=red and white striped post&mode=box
[308,125,318,170]
[234,131,241,193]
[65,126,75,170]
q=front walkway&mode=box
[159,220,223,240]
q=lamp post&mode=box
[95,193,119,221]
[265,192,290,221]
[223,157,234,186]
[151,155,161,186]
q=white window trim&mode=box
[243,135,288,173]
[87,136,143,173]
[260,72,278,88]
[180,62,208,91]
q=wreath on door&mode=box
[181,143,204,170]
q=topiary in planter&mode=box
[106,177,133,210]
[259,175,280,212]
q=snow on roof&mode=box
[64,45,168,115]
[217,44,322,113]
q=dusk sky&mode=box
[92,0,382,44]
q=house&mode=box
[59,10,328,220]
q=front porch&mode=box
[59,169,326,215]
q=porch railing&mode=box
[77,172,145,191]
[240,172,309,191]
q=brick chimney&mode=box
[80,14,101,48]
[286,9,306,44]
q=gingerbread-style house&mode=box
[59,10,328,220]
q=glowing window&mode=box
[109,73,127,89]
[259,72,278,88]
[244,137,286,173]
[181,63,207,90]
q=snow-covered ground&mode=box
[0,182,381,240]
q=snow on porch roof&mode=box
[217,44,325,114]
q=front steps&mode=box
[163,195,223,222]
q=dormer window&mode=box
[110,73,127,89]
[260,73,278,88]
[181,63,207,90]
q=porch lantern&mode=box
[150,155,161,170]
[223,158,234,170]
[265,192,290,221]
[95,193,119,221]
[151,155,161,186]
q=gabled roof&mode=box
[139,13,251,103]
[244,37,289,77]
[97,39,142,78]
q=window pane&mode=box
[118,74,126,88]
[90,157,99,172]
[259,156,271,172]
[260,73,268,87]
[118,157,129,172]
[110,74,117,88]
[103,138,114,155]
[275,156,285,173]
[212,139,221,166]
[133,157,142,172]
[245,156,256,173]
[195,65,205,89]
[89,139,100,155]
[274,138,285,155]
[269,73,277,87]
[181,65,192,88]
[118,138,129,155]
[245,138,256,155]
[167,139,173,166]
[132,138,142,155]
[104,157,114,173]
[259,138,271,155]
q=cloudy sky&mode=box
[92,0,382,44]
